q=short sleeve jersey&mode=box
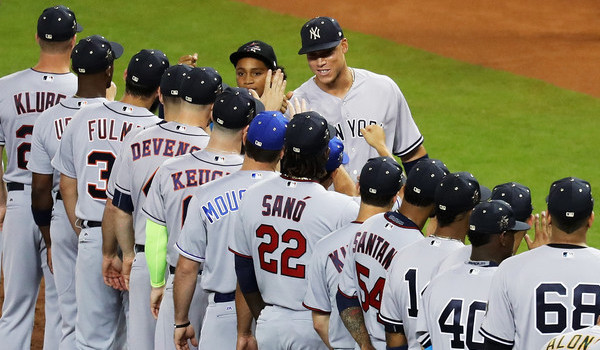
[112,121,210,244]
[415,261,498,350]
[303,221,363,349]
[51,101,161,221]
[480,244,600,350]
[432,245,472,277]
[141,149,243,267]
[0,69,76,184]
[541,325,600,350]
[378,236,465,349]
[292,68,423,180]
[27,96,107,191]
[176,170,279,293]
[229,175,359,311]
[337,211,424,342]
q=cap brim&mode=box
[512,220,531,231]
[327,124,337,140]
[110,41,124,59]
[480,185,492,201]
[298,40,341,55]
[76,23,83,33]
[230,52,276,70]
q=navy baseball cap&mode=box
[230,40,278,71]
[71,35,123,74]
[212,87,260,129]
[492,182,533,222]
[405,158,449,202]
[37,5,82,42]
[470,200,531,234]
[436,172,484,217]
[547,177,593,222]
[298,17,345,55]
[180,67,223,105]
[359,157,403,197]
[286,111,330,155]
[247,111,288,150]
[160,64,191,98]
[326,136,349,172]
[127,49,170,89]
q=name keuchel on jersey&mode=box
[171,169,229,191]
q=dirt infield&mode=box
[238,0,600,98]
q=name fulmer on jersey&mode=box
[87,118,135,142]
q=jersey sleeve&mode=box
[378,260,405,327]
[479,266,515,346]
[107,147,128,200]
[176,195,207,263]
[303,241,333,313]
[27,116,54,174]
[141,166,167,225]
[391,82,423,157]
[415,284,432,347]
[51,116,77,178]
[337,199,360,228]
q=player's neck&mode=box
[241,157,278,172]
[120,94,156,110]
[431,216,470,242]
[398,202,434,230]
[315,66,353,99]
[549,228,588,247]
[356,203,390,223]
[162,103,183,122]
[75,77,108,99]
[33,52,71,74]
[205,132,242,155]
[175,109,211,129]
[470,245,508,265]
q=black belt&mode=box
[134,244,145,253]
[214,291,235,303]
[169,265,202,276]
[7,182,25,191]
[78,220,102,228]
[56,191,62,200]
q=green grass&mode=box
[2,0,599,250]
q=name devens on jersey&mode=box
[131,138,201,161]
[203,189,246,224]
[14,91,67,115]
[351,231,397,270]
[261,195,307,222]
[87,118,136,142]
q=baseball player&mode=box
[101,65,214,350]
[415,200,529,350]
[173,111,288,350]
[52,48,169,349]
[0,5,82,349]
[542,317,600,350]
[293,16,427,182]
[230,111,359,350]
[480,177,600,350]
[336,159,448,349]
[27,34,122,349]
[379,172,485,349]
[142,86,255,349]
[303,156,403,349]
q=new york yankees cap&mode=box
[547,177,593,221]
[285,111,330,155]
[212,87,261,129]
[326,136,349,172]
[37,5,83,42]
[230,40,278,71]
[359,157,403,197]
[247,111,288,150]
[470,200,531,234]
[127,49,170,89]
[298,16,344,55]
[435,172,485,218]
[160,64,191,98]
[404,158,449,202]
[180,67,222,105]
[491,182,533,221]
[71,35,123,74]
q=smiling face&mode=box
[235,57,269,96]
[306,38,348,88]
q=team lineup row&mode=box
[0,5,598,350]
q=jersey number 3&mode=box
[87,150,116,200]
[256,224,307,278]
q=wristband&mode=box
[174,321,190,328]
[32,207,52,227]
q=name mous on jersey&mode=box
[202,189,246,224]
[131,138,201,161]
[351,231,398,270]
[333,118,379,140]
[87,117,136,142]
[14,91,67,115]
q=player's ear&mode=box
[340,38,348,54]
[241,125,249,146]
[158,88,165,105]
[123,69,128,82]
[588,211,595,229]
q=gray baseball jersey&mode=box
[432,245,472,277]
[229,175,359,311]
[337,211,423,344]
[142,149,243,268]
[293,68,423,180]
[52,101,161,221]
[303,221,363,349]
[378,236,465,349]
[480,244,600,349]
[415,261,498,350]
[177,170,279,293]
[541,325,600,350]
[112,121,210,244]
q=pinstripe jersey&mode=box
[111,121,210,244]
[176,170,279,293]
[52,101,161,221]
[337,211,423,343]
[378,236,465,349]
[229,175,359,311]
[0,69,76,184]
[415,261,498,350]
[27,96,107,191]
[142,149,243,267]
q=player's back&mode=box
[480,244,600,350]
[416,261,497,350]
[379,235,465,349]
[0,69,76,184]
[234,175,359,311]
[541,325,600,350]
[433,245,472,277]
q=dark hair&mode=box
[403,190,435,208]
[551,213,590,234]
[125,75,158,98]
[360,188,396,207]
[245,142,281,163]
[468,230,492,247]
[281,148,327,180]
[436,209,471,228]
[38,38,73,54]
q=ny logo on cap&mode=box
[310,27,320,40]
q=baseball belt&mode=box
[7,182,25,191]
[75,218,102,229]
